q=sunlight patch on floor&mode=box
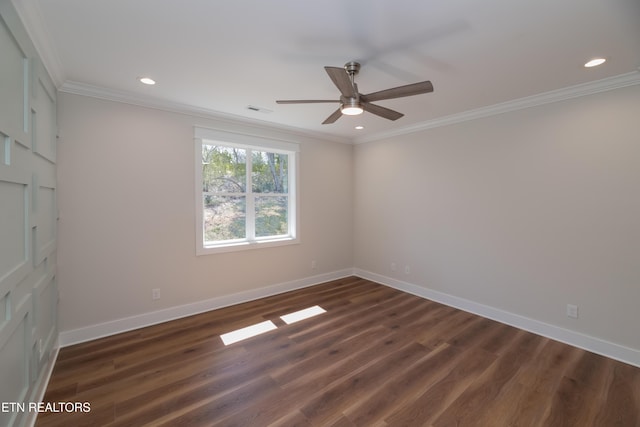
[220,305,327,345]
[220,320,278,345]
[280,305,326,324]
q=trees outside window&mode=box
[196,131,298,254]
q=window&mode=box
[195,127,299,254]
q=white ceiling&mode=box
[16,0,640,142]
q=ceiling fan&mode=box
[276,61,433,124]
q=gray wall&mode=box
[55,92,354,337]
[0,2,58,426]
[354,85,640,355]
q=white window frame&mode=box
[195,127,299,255]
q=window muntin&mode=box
[196,129,298,254]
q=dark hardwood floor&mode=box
[37,277,640,426]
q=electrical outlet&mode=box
[152,288,161,300]
[311,260,317,269]
[405,265,411,275]
[566,304,578,319]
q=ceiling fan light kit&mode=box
[276,61,433,124]
[340,98,364,115]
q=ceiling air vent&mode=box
[246,105,273,114]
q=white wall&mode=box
[354,85,640,353]
[0,2,58,426]
[56,93,353,336]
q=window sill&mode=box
[196,236,299,256]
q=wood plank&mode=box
[35,277,640,427]
[426,330,545,426]
[595,362,640,426]
[343,343,464,425]
[384,345,497,426]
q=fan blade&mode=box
[361,81,433,102]
[322,108,343,124]
[276,100,339,104]
[362,102,404,121]
[325,66,357,98]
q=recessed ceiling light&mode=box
[584,58,606,68]
[139,77,156,85]
[355,126,364,130]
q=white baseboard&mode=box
[353,268,640,368]
[26,339,60,427]
[59,269,354,347]
[58,267,640,368]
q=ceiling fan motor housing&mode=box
[344,61,361,76]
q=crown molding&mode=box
[58,70,640,146]
[13,0,639,146]
[354,71,640,144]
[11,0,65,86]
[59,81,351,145]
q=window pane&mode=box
[204,195,246,242]
[252,151,288,194]
[255,196,288,237]
[202,145,246,192]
